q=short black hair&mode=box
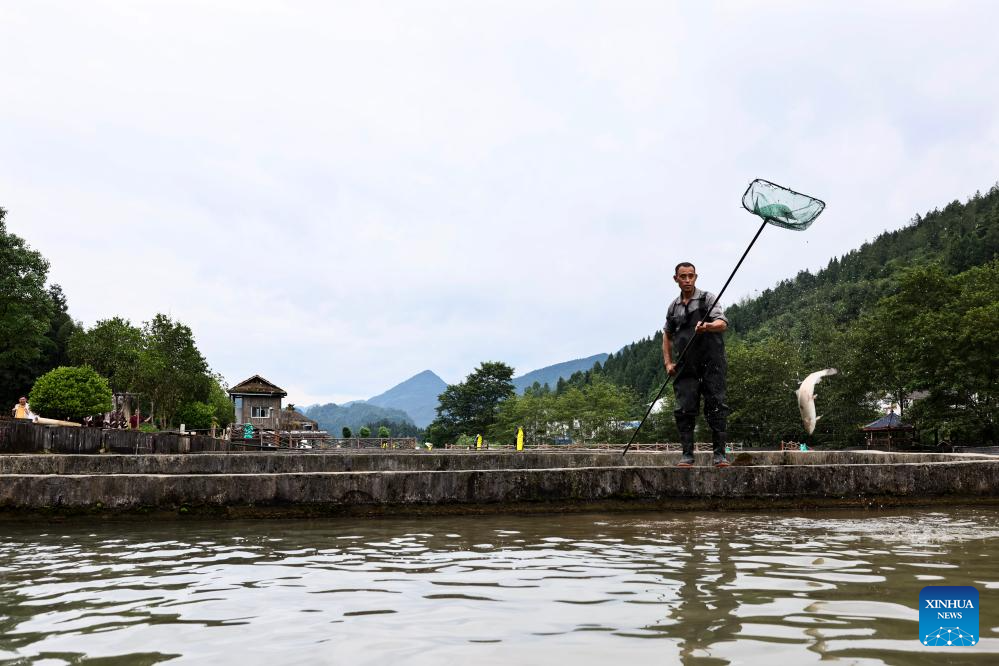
[674,262,695,275]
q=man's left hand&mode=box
[695,321,712,334]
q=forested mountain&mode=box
[303,402,417,437]
[558,184,999,447]
[725,188,999,339]
[512,353,609,394]
[352,358,612,428]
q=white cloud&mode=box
[2,0,997,405]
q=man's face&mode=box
[674,266,697,295]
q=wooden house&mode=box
[229,375,287,430]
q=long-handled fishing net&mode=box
[622,179,825,456]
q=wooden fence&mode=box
[1,419,228,455]
[0,419,103,454]
[0,419,418,454]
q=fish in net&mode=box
[742,179,826,230]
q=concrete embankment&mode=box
[0,450,990,474]
[2,451,998,519]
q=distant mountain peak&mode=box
[355,357,611,428]
[366,370,448,427]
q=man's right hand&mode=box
[665,362,677,376]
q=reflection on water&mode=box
[2,508,999,665]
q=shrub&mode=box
[29,366,112,422]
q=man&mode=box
[663,262,730,467]
[11,397,35,421]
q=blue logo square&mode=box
[920,586,979,647]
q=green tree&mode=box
[490,388,557,445]
[377,425,391,438]
[34,284,79,378]
[552,376,634,444]
[726,338,804,446]
[0,209,57,408]
[358,426,371,437]
[29,365,112,422]
[566,375,634,443]
[428,361,515,443]
[342,426,352,438]
[207,375,234,428]
[491,375,634,445]
[135,314,211,428]
[363,418,422,438]
[887,261,998,444]
[176,401,215,430]
[842,309,910,417]
[68,317,144,394]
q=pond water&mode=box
[2,507,998,665]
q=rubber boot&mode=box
[677,432,695,467]
[712,431,729,468]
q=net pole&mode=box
[622,217,769,456]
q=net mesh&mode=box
[742,179,826,230]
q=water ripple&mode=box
[2,508,999,664]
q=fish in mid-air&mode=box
[796,368,838,434]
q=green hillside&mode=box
[303,402,420,438]
[726,188,999,339]
[513,353,609,394]
[561,184,999,447]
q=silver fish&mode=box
[796,368,838,434]
[754,202,797,221]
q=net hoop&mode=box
[742,179,826,230]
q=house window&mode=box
[251,406,271,418]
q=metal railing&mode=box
[441,441,745,452]
[257,432,418,450]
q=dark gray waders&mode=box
[670,295,730,467]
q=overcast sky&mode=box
[2,1,997,405]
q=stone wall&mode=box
[2,449,998,518]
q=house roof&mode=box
[862,413,914,431]
[228,374,287,397]
[281,408,318,427]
